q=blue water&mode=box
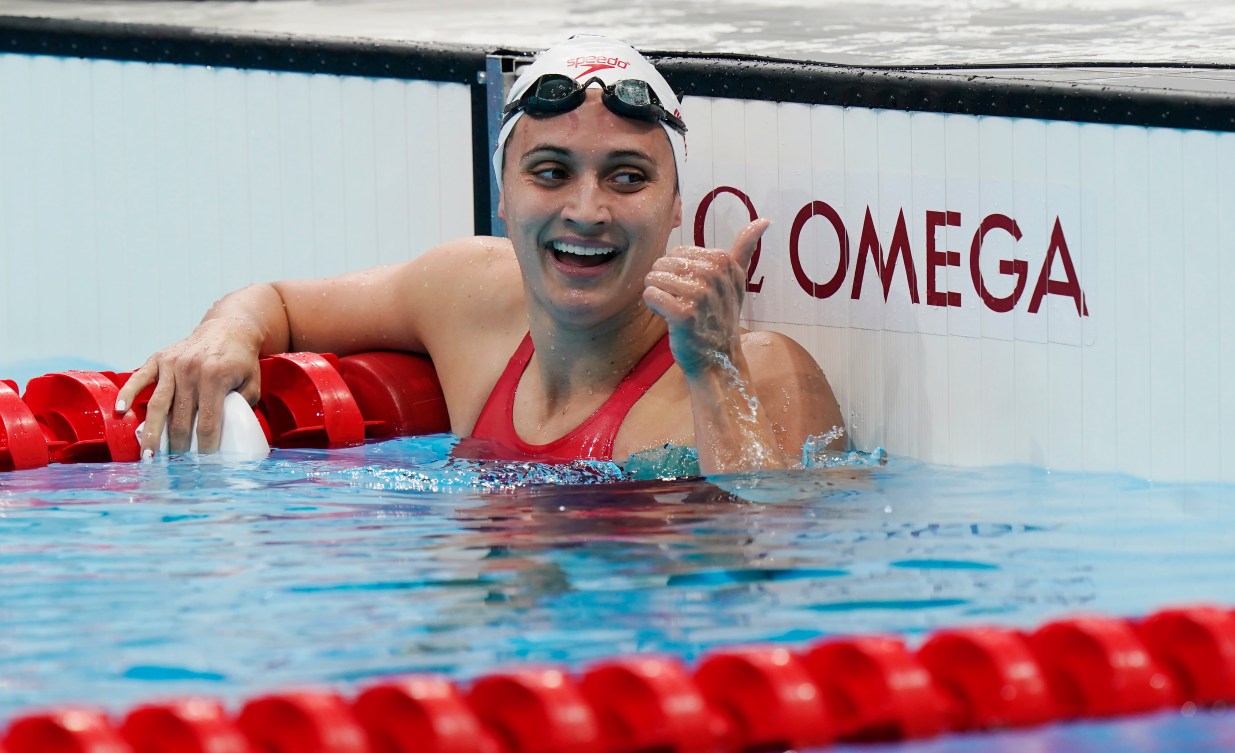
[834,710,1235,753]
[1,435,1234,749]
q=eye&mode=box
[610,170,648,190]
[528,163,570,183]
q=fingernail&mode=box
[142,448,153,461]
[115,399,127,413]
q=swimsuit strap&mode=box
[466,332,675,461]
[468,332,535,449]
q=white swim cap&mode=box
[492,35,686,190]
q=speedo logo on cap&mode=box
[566,56,630,78]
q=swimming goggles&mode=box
[502,74,688,135]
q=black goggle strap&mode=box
[501,74,687,134]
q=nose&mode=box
[561,176,611,230]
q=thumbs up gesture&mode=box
[643,219,771,377]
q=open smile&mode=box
[547,240,621,269]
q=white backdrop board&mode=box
[682,96,1235,481]
[0,53,476,376]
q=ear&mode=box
[671,192,682,230]
[497,190,507,222]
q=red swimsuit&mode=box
[457,332,675,462]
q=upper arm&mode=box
[271,237,520,357]
[742,330,845,457]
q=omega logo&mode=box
[694,185,1088,318]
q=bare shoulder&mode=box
[739,329,827,391]
[409,236,521,304]
[414,235,517,272]
[739,329,813,370]
[403,236,525,338]
[739,329,846,451]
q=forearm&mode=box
[686,350,788,475]
[118,283,291,454]
[199,283,292,357]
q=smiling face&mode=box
[497,89,683,328]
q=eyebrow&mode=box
[606,148,657,164]
[522,144,571,160]
[520,144,658,165]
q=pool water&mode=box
[1,435,1234,747]
[834,710,1235,753]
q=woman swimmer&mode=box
[114,35,844,475]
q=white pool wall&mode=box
[0,53,475,377]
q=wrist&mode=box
[681,347,749,388]
[201,284,290,356]
[682,347,789,474]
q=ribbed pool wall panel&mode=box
[685,96,1235,481]
[0,54,475,374]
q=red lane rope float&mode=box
[800,636,947,741]
[0,380,48,471]
[0,351,451,471]
[23,371,141,464]
[579,656,717,753]
[257,354,368,448]
[694,647,832,751]
[1027,615,1178,719]
[917,625,1055,730]
[119,698,255,753]
[236,691,370,753]
[5,707,130,753]
[4,604,1235,752]
[335,352,450,440]
[467,668,604,753]
[1135,606,1235,706]
[353,676,504,753]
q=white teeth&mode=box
[550,241,617,257]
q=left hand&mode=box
[642,218,771,377]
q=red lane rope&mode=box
[0,351,450,469]
[3,605,1234,752]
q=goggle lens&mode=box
[535,75,579,104]
[612,79,652,108]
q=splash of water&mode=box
[703,351,777,470]
[800,426,887,469]
[301,448,628,493]
[622,443,701,480]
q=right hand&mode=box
[115,318,263,456]
[643,218,770,378]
